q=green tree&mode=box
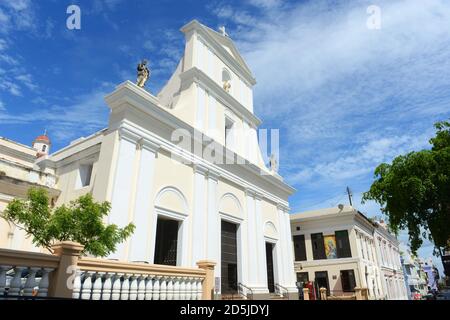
[1,188,135,257]
[363,120,450,255]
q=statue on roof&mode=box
[136,59,150,88]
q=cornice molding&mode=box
[180,67,261,128]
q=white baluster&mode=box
[37,268,53,297]
[24,267,39,297]
[129,275,138,300]
[120,274,130,300]
[173,277,180,300]
[185,278,192,300]
[81,271,94,300]
[137,276,146,300]
[0,266,11,297]
[91,272,104,300]
[153,276,160,300]
[160,276,167,300]
[101,273,112,300]
[9,267,25,297]
[167,277,174,300]
[72,269,82,299]
[191,278,198,300]
[197,278,203,300]
[145,275,154,300]
[179,277,186,300]
[111,273,122,300]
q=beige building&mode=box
[290,206,383,299]
[0,20,297,299]
[0,135,59,252]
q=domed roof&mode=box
[34,134,51,144]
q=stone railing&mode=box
[0,248,59,298]
[0,241,216,300]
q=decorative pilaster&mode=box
[128,138,160,262]
[191,164,209,265]
[108,127,140,260]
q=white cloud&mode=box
[0,99,5,111]
[15,73,38,91]
[0,88,111,141]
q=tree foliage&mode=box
[363,120,450,255]
[1,188,135,257]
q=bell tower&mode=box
[32,130,51,158]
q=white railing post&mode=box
[92,272,104,300]
[102,273,112,300]
[0,266,11,296]
[9,267,25,297]
[120,274,130,300]
[185,277,192,300]
[81,271,94,300]
[111,273,122,300]
[173,277,180,300]
[37,268,53,297]
[129,275,138,300]
[167,277,174,300]
[137,275,146,300]
[72,269,82,299]
[160,276,167,300]
[180,277,186,300]
[145,275,154,300]
[153,276,160,300]
[23,267,39,297]
[197,277,203,300]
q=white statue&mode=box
[136,59,150,88]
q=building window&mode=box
[293,235,307,261]
[335,230,352,258]
[311,233,326,260]
[340,270,356,292]
[42,145,47,152]
[297,272,309,286]
[78,163,93,188]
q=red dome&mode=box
[34,135,51,144]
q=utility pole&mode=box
[346,186,353,207]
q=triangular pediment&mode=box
[202,25,253,78]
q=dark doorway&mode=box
[154,217,179,266]
[314,271,330,299]
[266,242,275,293]
[221,221,238,294]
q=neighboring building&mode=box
[401,245,428,299]
[0,20,297,299]
[373,220,408,300]
[0,135,60,252]
[419,257,440,292]
[290,206,384,300]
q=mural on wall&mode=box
[324,235,337,259]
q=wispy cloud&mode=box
[0,87,111,141]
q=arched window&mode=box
[42,145,47,152]
[222,68,231,93]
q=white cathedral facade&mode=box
[0,20,297,298]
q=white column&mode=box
[254,193,267,288]
[245,190,257,286]
[191,164,208,265]
[108,128,139,260]
[128,139,159,262]
[283,208,296,287]
[277,206,287,286]
[206,171,220,267]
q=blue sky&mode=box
[1,0,449,275]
